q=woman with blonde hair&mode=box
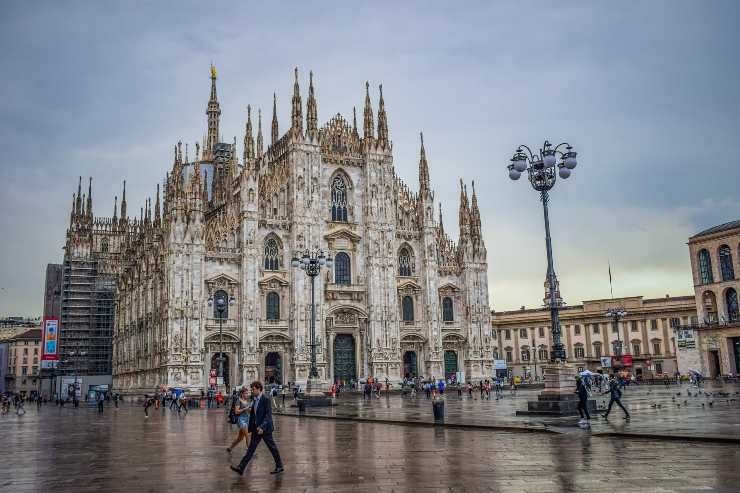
[227,387,251,453]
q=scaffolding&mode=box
[60,257,115,376]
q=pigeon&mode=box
[701,403,705,408]
[709,401,714,407]
[651,404,657,408]
[684,400,688,405]
[676,392,681,396]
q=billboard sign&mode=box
[493,359,507,370]
[677,329,696,349]
[621,353,633,367]
[41,317,59,361]
[600,356,612,368]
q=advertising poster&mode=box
[41,317,60,361]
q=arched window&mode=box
[266,292,280,321]
[719,245,734,281]
[593,343,602,358]
[213,289,229,319]
[264,237,280,271]
[698,249,713,284]
[726,288,739,322]
[101,239,108,253]
[442,297,454,322]
[398,247,413,276]
[538,347,548,360]
[331,175,348,222]
[402,296,414,322]
[334,252,351,285]
[520,347,530,361]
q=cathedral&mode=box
[64,66,493,394]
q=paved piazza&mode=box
[2,385,740,492]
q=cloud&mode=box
[1,1,739,316]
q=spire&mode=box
[154,184,161,227]
[76,176,82,216]
[470,181,481,238]
[206,64,221,155]
[438,202,445,237]
[418,132,430,196]
[306,70,318,139]
[243,105,255,164]
[363,81,374,142]
[256,108,264,157]
[113,195,118,222]
[271,93,279,145]
[291,67,303,136]
[86,177,92,217]
[70,194,75,226]
[352,106,359,138]
[120,180,127,222]
[458,179,470,239]
[377,84,388,147]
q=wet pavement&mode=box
[1,401,740,492]
[280,382,740,442]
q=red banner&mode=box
[621,354,633,367]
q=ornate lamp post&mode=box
[291,248,333,401]
[507,140,578,361]
[207,292,235,388]
[606,307,627,358]
[508,140,585,416]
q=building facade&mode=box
[43,264,63,321]
[675,220,740,377]
[65,67,493,394]
[491,295,696,379]
[4,328,42,398]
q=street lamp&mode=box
[207,292,235,389]
[291,248,332,396]
[606,308,627,357]
[507,140,578,362]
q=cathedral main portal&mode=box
[333,334,356,382]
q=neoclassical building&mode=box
[492,295,696,379]
[65,67,493,394]
[675,220,740,377]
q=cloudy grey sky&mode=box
[1,1,739,316]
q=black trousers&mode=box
[604,397,629,417]
[577,398,590,419]
[237,432,283,472]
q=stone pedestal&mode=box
[296,376,334,408]
[516,362,596,416]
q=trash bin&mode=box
[432,400,445,421]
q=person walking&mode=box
[97,394,104,413]
[16,398,26,416]
[143,395,152,418]
[575,376,591,426]
[227,387,252,453]
[230,381,284,476]
[177,394,188,415]
[602,376,630,420]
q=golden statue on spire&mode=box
[210,63,217,79]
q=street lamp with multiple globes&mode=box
[291,248,332,397]
[207,292,235,389]
[507,140,578,362]
[606,307,627,358]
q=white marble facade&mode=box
[98,67,492,394]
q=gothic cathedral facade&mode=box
[65,67,493,394]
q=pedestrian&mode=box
[281,385,287,407]
[16,398,26,416]
[457,384,462,398]
[177,394,188,415]
[479,381,485,399]
[230,381,284,476]
[602,376,630,420]
[143,395,152,418]
[575,376,591,426]
[227,387,252,453]
[97,394,104,413]
[169,392,178,410]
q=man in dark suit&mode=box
[231,381,284,475]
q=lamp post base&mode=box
[516,362,596,416]
[296,375,334,408]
